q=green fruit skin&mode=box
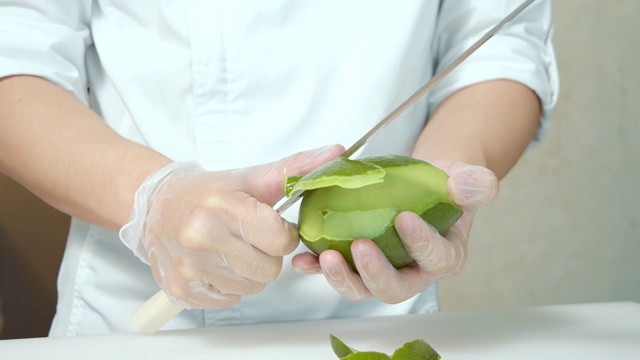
[298,156,463,270]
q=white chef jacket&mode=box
[0,1,558,336]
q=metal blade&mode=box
[276,0,535,214]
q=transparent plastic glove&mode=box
[291,160,499,303]
[120,145,344,309]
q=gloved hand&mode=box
[119,145,344,308]
[291,160,499,303]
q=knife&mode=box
[133,0,535,334]
[276,0,535,214]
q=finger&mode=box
[436,161,499,208]
[291,252,322,274]
[350,239,414,304]
[395,210,471,275]
[352,238,448,303]
[148,250,241,309]
[236,194,300,257]
[243,144,346,205]
[318,249,373,302]
[159,250,267,302]
[178,281,241,309]
[177,200,286,283]
[187,247,276,291]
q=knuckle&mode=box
[177,198,237,251]
[178,206,217,250]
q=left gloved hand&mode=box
[291,160,499,303]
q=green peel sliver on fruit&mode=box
[286,157,386,196]
[285,155,463,269]
[330,334,441,360]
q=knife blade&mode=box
[275,0,535,214]
[133,0,535,334]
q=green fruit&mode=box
[286,155,463,269]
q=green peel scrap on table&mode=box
[330,334,441,360]
[285,155,463,269]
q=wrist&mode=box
[119,161,204,263]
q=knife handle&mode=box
[133,290,184,334]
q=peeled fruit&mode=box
[285,155,463,269]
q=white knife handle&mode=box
[133,290,184,334]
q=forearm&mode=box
[413,80,541,179]
[0,75,172,230]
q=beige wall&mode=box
[439,0,640,310]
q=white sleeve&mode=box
[428,0,559,146]
[0,1,92,103]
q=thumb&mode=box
[244,144,345,205]
[435,161,499,208]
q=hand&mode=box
[119,145,344,308]
[291,160,499,303]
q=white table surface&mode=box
[1,301,638,359]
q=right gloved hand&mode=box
[119,145,344,309]
[292,160,499,303]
